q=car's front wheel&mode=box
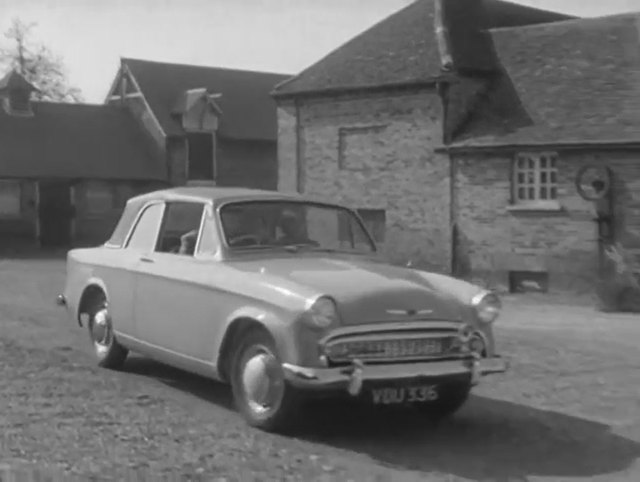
[230,328,301,433]
[412,380,472,420]
[85,293,128,370]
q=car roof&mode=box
[128,186,309,207]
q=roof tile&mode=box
[122,58,290,141]
[274,0,573,96]
[0,102,165,180]
[452,13,640,147]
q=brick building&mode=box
[272,0,640,292]
[0,60,288,249]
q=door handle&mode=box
[139,257,154,263]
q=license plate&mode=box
[371,385,438,405]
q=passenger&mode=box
[178,229,199,255]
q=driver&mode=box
[276,209,310,245]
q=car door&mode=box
[119,201,166,338]
[133,201,222,361]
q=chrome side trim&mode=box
[114,331,221,380]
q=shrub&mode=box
[594,244,640,313]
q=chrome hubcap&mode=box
[90,307,112,352]
[241,349,284,415]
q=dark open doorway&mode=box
[39,181,73,248]
[187,133,215,181]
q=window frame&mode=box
[511,151,560,210]
[154,200,208,257]
[0,180,22,219]
[195,203,220,257]
[124,201,166,252]
[216,199,377,253]
[355,208,386,244]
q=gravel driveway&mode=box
[1,257,639,481]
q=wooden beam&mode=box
[109,92,144,101]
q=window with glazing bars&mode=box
[513,152,558,204]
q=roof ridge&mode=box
[489,10,639,33]
[121,57,291,77]
[33,100,111,108]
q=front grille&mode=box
[323,333,459,364]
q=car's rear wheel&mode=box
[86,293,128,370]
[412,380,472,420]
[230,328,301,433]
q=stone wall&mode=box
[453,150,640,292]
[276,88,452,272]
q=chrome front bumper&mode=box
[282,356,508,397]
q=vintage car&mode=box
[57,187,508,432]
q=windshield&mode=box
[218,200,376,253]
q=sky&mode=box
[0,0,636,103]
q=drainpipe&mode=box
[294,99,304,194]
[434,0,456,274]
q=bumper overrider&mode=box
[282,355,509,397]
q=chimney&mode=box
[434,0,454,71]
[435,0,499,144]
[434,0,498,74]
[0,70,38,116]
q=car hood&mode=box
[228,255,468,325]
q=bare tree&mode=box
[0,18,83,102]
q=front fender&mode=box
[416,271,500,356]
[212,304,303,371]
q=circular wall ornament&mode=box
[576,165,612,201]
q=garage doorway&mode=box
[38,181,73,248]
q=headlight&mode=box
[303,296,340,329]
[471,290,501,323]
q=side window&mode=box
[196,208,219,256]
[156,202,205,256]
[126,203,165,251]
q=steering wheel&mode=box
[229,234,261,247]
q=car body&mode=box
[57,186,508,432]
